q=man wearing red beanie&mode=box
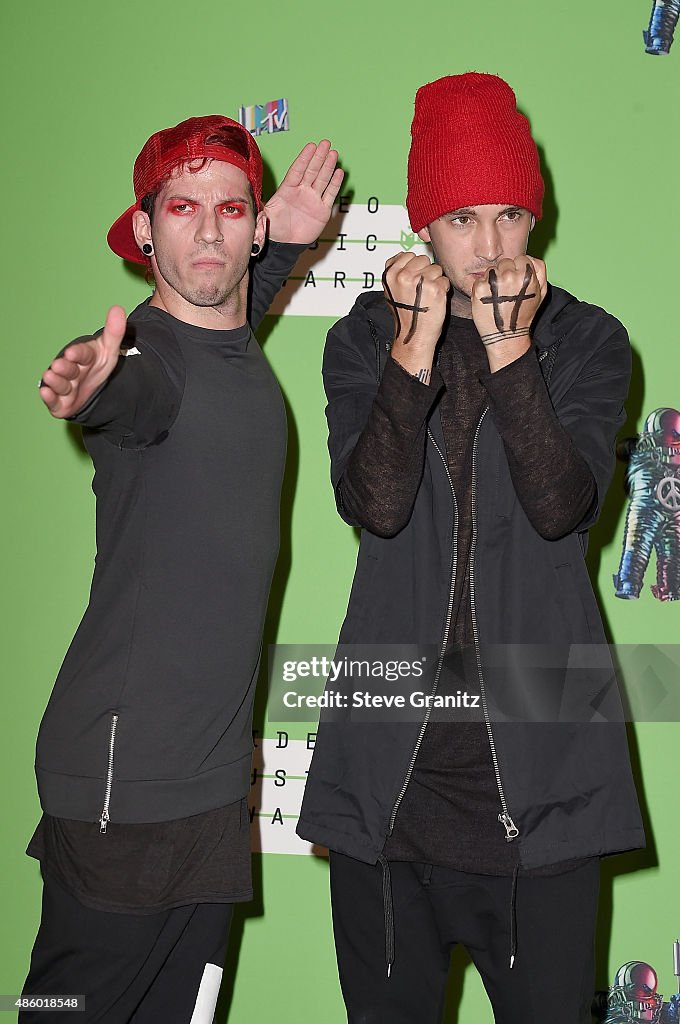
[23,116,342,1022]
[298,73,644,1022]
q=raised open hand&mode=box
[264,140,344,245]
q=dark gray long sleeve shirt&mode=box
[34,242,306,828]
[30,240,307,913]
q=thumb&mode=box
[101,305,127,353]
[526,256,547,300]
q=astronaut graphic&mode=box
[602,960,680,1023]
[614,408,680,602]
[644,0,680,54]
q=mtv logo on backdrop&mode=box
[238,98,289,137]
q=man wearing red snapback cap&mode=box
[22,116,342,1022]
[297,73,644,1022]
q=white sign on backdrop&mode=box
[269,201,430,317]
[249,736,326,856]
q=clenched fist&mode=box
[383,253,450,383]
[471,256,547,342]
[471,256,547,371]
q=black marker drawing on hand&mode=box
[480,265,535,333]
[480,327,531,347]
[404,277,425,344]
[383,271,429,344]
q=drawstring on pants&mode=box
[509,863,519,969]
[377,854,518,974]
[377,854,395,978]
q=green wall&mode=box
[2,0,678,1019]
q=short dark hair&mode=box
[141,191,157,221]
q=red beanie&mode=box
[406,73,544,232]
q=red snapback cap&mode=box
[107,115,263,265]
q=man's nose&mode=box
[476,224,502,264]
[195,209,223,244]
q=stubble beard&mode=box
[154,248,250,312]
[428,243,473,306]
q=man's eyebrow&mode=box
[162,194,250,204]
[447,205,525,215]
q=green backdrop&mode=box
[2,0,678,1019]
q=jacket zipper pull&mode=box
[100,810,109,834]
[499,812,519,841]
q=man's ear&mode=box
[530,215,536,231]
[132,210,153,254]
[417,226,432,243]
[254,209,267,249]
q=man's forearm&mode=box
[249,241,308,332]
[480,348,596,539]
[338,357,443,536]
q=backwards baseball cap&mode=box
[406,73,544,233]
[107,115,263,265]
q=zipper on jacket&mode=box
[99,713,118,834]
[386,429,459,835]
[469,409,519,842]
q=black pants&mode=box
[20,875,233,1023]
[329,853,600,1024]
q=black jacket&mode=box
[297,286,645,870]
